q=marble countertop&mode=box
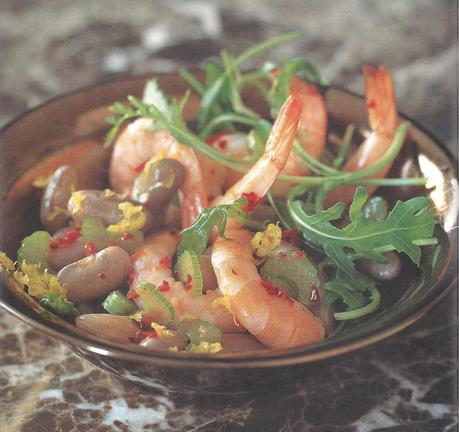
[0,1,457,430]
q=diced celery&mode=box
[175,250,203,296]
[81,216,108,251]
[135,282,175,325]
[102,290,138,316]
[177,318,222,345]
[40,294,80,318]
[17,231,51,269]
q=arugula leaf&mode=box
[40,294,80,318]
[288,187,435,318]
[177,198,266,256]
[142,78,173,124]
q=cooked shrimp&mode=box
[271,74,328,196]
[325,65,399,206]
[109,119,208,227]
[130,231,244,333]
[197,132,249,201]
[214,94,303,206]
[212,228,325,348]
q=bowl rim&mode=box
[0,72,457,368]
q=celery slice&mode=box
[135,282,175,325]
[102,290,138,316]
[17,231,51,269]
[175,251,203,296]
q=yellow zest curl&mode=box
[107,202,146,234]
[251,223,282,257]
[102,189,119,199]
[129,311,143,323]
[212,296,233,313]
[187,341,223,354]
[0,252,15,271]
[151,322,173,338]
[68,191,87,215]
[32,175,52,189]
[47,206,70,222]
[14,262,67,299]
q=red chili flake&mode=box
[159,256,171,268]
[276,252,287,260]
[309,288,319,302]
[294,250,304,259]
[134,161,147,173]
[158,280,170,292]
[217,139,228,150]
[261,280,279,296]
[367,99,376,109]
[49,228,82,249]
[184,274,193,290]
[306,86,320,95]
[84,242,96,256]
[97,272,106,279]
[206,131,230,146]
[282,229,301,247]
[127,288,139,300]
[261,279,293,304]
[121,231,134,241]
[136,329,158,342]
[241,192,261,213]
[207,195,215,203]
[231,268,238,276]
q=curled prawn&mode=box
[214,95,303,206]
[325,65,399,206]
[212,228,325,348]
[211,95,325,348]
[109,120,208,227]
[130,230,245,333]
[271,74,328,196]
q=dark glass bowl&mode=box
[0,74,457,395]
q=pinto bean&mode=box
[359,252,402,281]
[46,228,86,271]
[139,330,187,351]
[57,246,131,303]
[40,165,78,233]
[68,189,154,233]
[75,314,138,343]
[221,334,266,352]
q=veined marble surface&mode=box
[0,1,457,431]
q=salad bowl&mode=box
[0,72,457,394]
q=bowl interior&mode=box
[0,74,457,368]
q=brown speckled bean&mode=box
[57,246,131,303]
[359,252,402,281]
[75,314,138,343]
[46,228,86,271]
[140,330,187,351]
[68,189,154,233]
[40,165,78,233]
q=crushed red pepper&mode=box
[184,274,193,290]
[206,131,230,146]
[136,329,158,342]
[84,242,96,256]
[367,99,376,109]
[49,228,81,249]
[121,231,134,241]
[158,280,170,292]
[159,256,172,268]
[126,288,138,300]
[134,161,147,173]
[260,279,293,303]
[241,192,261,213]
[97,272,106,279]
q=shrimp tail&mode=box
[363,65,398,135]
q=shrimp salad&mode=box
[0,34,437,354]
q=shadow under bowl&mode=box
[0,73,457,395]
